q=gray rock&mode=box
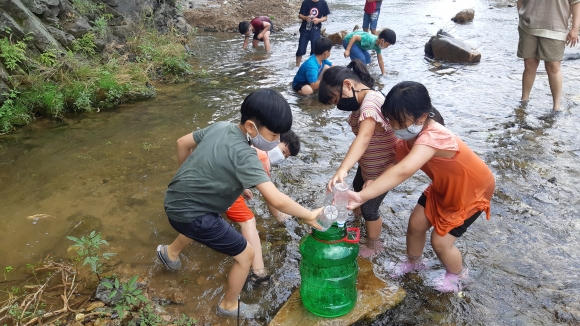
[451,9,475,23]
[45,25,75,47]
[0,12,26,40]
[425,30,481,63]
[95,280,124,305]
[63,17,92,38]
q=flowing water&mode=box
[1,0,580,324]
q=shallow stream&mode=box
[1,0,580,324]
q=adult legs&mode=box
[219,244,255,311]
[521,57,540,103]
[545,61,562,111]
[237,218,265,273]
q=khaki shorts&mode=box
[517,26,565,62]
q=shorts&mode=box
[362,9,380,31]
[353,166,388,222]
[225,196,254,222]
[417,194,482,238]
[292,81,310,92]
[253,23,273,41]
[168,212,247,257]
[296,26,321,57]
[517,26,565,62]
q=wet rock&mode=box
[269,257,406,325]
[435,68,456,75]
[203,27,219,32]
[95,279,124,305]
[451,9,475,23]
[425,30,481,63]
[353,24,360,31]
[327,30,347,45]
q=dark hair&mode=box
[318,60,374,105]
[382,81,444,127]
[239,21,250,34]
[378,28,396,45]
[280,130,300,156]
[314,37,333,55]
[240,89,292,133]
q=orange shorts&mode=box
[225,196,254,222]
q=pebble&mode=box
[75,313,85,321]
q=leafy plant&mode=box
[71,33,96,56]
[101,275,147,318]
[72,0,103,14]
[4,266,13,280]
[0,36,27,70]
[176,313,198,326]
[39,50,58,67]
[67,231,115,280]
[93,15,111,37]
[139,303,163,326]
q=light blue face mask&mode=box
[247,122,280,151]
[393,122,423,140]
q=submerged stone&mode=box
[269,257,406,326]
[425,30,481,63]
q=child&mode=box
[363,0,382,35]
[347,81,495,293]
[295,0,331,67]
[224,131,302,286]
[157,89,321,319]
[239,16,272,52]
[342,29,396,75]
[318,60,397,258]
[292,37,333,96]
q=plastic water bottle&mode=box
[316,206,338,232]
[333,182,349,227]
[305,15,314,31]
[299,225,360,317]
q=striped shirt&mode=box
[348,91,397,181]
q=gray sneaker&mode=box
[216,301,260,319]
[156,245,181,271]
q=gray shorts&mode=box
[517,26,565,62]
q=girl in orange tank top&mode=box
[347,81,495,293]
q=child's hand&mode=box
[362,179,374,189]
[312,17,321,24]
[242,189,253,200]
[346,191,364,210]
[344,50,350,58]
[304,207,324,230]
[328,169,348,192]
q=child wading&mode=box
[158,89,321,319]
[347,81,496,293]
[342,29,396,75]
[239,16,273,52]
[292,37,333,96]
[295,0,330,67]
[318,60,397,257]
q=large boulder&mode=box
[63,17,92,38]
[269,258,406,326]
[425,30,481,63]
[451,9,475,23]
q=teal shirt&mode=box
[344,31,382,54]
[164,122,270,222]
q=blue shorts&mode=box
[362,10,380,31]
[168,212,247,256]
[343,39,372,65]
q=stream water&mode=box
[1,0,580,324]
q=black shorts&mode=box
[417,194,481,238]
[293,81,310,92]
[353,166,388,222]
[253,23,273,41]
[168,212,247,257]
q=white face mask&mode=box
[267,146,286,165]
[393,122,423,140]
[247,122,279,151]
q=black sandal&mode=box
[246,272,271,286]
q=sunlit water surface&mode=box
[1,0,580,324]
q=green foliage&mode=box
[4,266,13,280]
[67,231,115,279]
[139,304,163,326]
[71,33,96,56]
[176,313,198,326]
[93,15,112,38]
[101,275,147,318]
[39,50,58,67]
[162,56,192,75]
[72,0,103,14]
[0,36,27,70]
[0,89,30,133]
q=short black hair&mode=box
[240,89,292,134]
[314,37,333,55]
[239,21,250,34]
[378,28,396,45]
[318,60,374,105]
[280,130,300,156]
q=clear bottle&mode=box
[305,15,314,31]
[333,182,349,227]
[316,205,338,232]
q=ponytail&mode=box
[318,60,375,105]
[430,107,445,126]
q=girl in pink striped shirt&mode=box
[319,60,398,257]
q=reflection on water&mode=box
[1,0,580,324]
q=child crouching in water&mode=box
[347,81,495,292]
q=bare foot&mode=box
[359,238,383,258]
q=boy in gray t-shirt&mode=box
[157,89,322,319]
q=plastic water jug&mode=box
[299,224,360,317]
[332,182,350,227]
[316,205,338,232]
